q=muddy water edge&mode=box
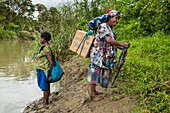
[0,39,55,113]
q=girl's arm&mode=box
[46,55,53,73]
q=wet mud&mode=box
[23,56,136,113]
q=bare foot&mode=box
[37,99,44,105]
[91,95,103,101]
[95,91,103,95]
[86,90,103,95]
[37,102,47,109]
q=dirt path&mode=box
[23,56,136,113]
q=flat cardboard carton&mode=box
[70,30,94,58]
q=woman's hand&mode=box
[122,42,130,48]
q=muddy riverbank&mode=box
[23,56,136,113]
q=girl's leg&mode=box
[38,89,50,109]
[38,84,50,109]
[44,89,50,104]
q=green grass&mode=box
[118,33,170,112]
[0,30,16,39]
[79,32,170,112]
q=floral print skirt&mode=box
[87,65,112,88]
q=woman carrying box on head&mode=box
[87,9,130,101]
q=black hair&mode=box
[41,31,51,42]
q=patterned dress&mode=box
[87,23,117,88]
[36,46,52,90]
[37,46,52,73]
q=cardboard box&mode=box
[70,30,95,58]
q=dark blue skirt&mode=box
[36,68,50,91]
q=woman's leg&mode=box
[90,83,96,96]
[90,83,103,101]
[88,67,103,100]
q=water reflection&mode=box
[0,39,40,113]
[0,40,59,113]
[0,40,34,80]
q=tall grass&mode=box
[118,32,170,112]
[25,1,170,112]
[0,30,16,39]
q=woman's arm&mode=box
[104,36,129,48]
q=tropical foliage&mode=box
[1,0,170,112]
[120,33,170,112]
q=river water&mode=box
[0,40,57,113]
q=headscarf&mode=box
[88,9,121,30]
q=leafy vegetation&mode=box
[118,33,170,112]
[1,0,170,112]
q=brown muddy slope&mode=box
[23,56,136,113]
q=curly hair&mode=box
[41,31,51,42]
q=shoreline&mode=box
[23,56,136,113]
